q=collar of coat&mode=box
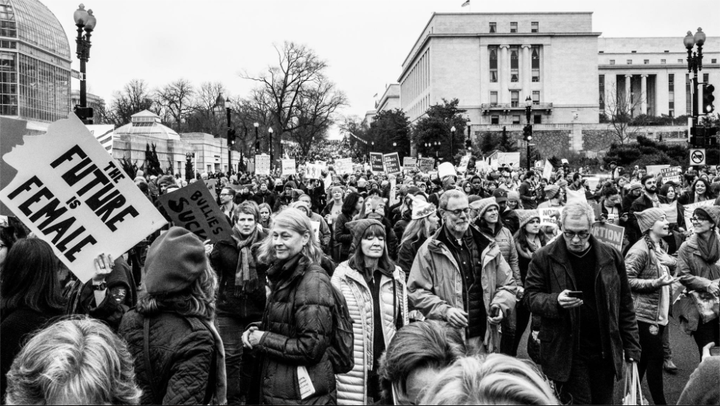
[543,235,616,283]
[425,225,501,267]
[336,261,406,289]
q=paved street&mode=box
[517,315,700,404]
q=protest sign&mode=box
[0,115,167,283]
[403,157,417,171]
[310,220,321,244]
[305,163,324,179]
[660,166,682,184]
[0,117,27,215]
[566,188,587,204]
[157,181,232,244]
[353,164,364,173]
[585,177,600,191]
[458,155,471,173]
[255,155,270,175]
[661,201,678,224]
[204,179,217,201]
[282,159,296,176]
[334,158,353,175]
[498,152,520,167]
[539,207,562,228]
[684,200,714,232]
[383,152,402,175]
[542,160,554,181]
[418,157,435,173]
[592,222,624,251]
[646,165,670,176]
[370,152,384,173]
[475,159,488,172]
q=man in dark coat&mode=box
[524,201,641,405]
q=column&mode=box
[500,45,509,103]
[641,74,648,115]
[625,74,632,112]
[522,45,532,99]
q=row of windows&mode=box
[489,90,540,106]
[17,53,71,121]
[598,73,699,117]
[489,21,539,33]
[11,0,71,58]
[489,114,542,124]
[609,58,718,65]
[488,46,541,83]
[403,49,430,105]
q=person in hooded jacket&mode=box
[398,199,439,277]
[332,219,409,404]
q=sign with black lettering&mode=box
[591,222,624,251]
[383,152,401,175]
[370,152,384,173]
[157,181,232,244]
[0,115,167,282]
[418,157,435,173]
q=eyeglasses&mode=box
[220,193,230,196]
[563,230,591,240]
[691,217,710,223]
[445,207,470,217]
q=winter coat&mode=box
[209,228,268,321]
[334,212,354,261]
[675,233,720,333]
[119,310,216,405]
[477,222,521,288]
[625,237,676,324]
[331,262,408,405]
[393,209,412,243]
[408,227,517,347]
[252,190,276,208]
[253,254,336,405]
[523,236,642,383]
[397,235,427,277]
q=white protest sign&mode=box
[282,159,296,176]
[310,220,321,244]
[660,201,678,224]
[334,158,353,175]
[402,157,417,171]
[542,160,554,181]
[458,155,471,173]
[490,158,499,169]
[592,222,625,251]
[255,155,270,176]
[305,163,324,179]
[539,207,563,228]
[646,165,670,176]
[566,188,587,204]
[684,200,714,233]
[497,152,520,167]
[0,115,167,283]
[661,166,682,184]
[475,160,488,172]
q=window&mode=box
[532,91,540,105]
[661,59,666,64]
[631,50,637,53]
[703,73,709,83]
[678,59,683,63]
[512,115,521,124]
[534,115,542,124]
[599,75,605,110]
[489,47,498,82]
[531,47,540,82]
[511,91,519,107]
[510,22,517,33]
[669,74,674,92]
[489,22,496,33]
[531,22,539,33]
[644,59,649,64]
[686,74,692,113]
[627,60,632,65]
[713,59,718,63]
[490,91,498,105]
[610,59,615,65]
[491,115,499,124]
[510,48,519,82]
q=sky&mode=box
[45,0,719,138]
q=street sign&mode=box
[690,148,706,166]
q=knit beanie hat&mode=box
[492,188,508,203]
[635,208,665,234]
[412,200,437,220]
[544,184,560,200]
[469,197,498,219]
[557,179,568,189]
[628,181,642,192]
[346,218,385,251]
[507,191,520,203]
[438,162,457,180]
[516,210,540,230]
[144,227,206,295]
[290,200,310,215]
[696,206,720,226]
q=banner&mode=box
[497,152,520,167]
[282,159,296,176]
[157,181,232,244]
[305,163,325,179]
[418,157,435,173]
[684,200,714,232]
[403,157,417,171]
[255,155,270,176]
[204,178,217,201]
[370,152,384,173]
[660,166,682,184]
[592,222,624,251]
[458,154,471,173]
[383,152,401,175]
[566,188,587,204]
[660,201,678,224]
[0,115,167,283]
[542,160,554,182]
[646,164,670,176]
[334,158,353,175]
[475,159,488,172]
[539,207,563,228]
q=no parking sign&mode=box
[690,148,706,166]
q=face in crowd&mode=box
[442,194,470,237]
[236,211,257,237]
[220,188,233,205]
[562,213,592,254]
[643,178,657,194]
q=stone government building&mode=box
[372,12,718,159]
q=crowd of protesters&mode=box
[1,150,720,405]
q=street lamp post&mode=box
[225,97,235,176]
[254,122,259,154]
[524,96,533,170]
[268,127,274,171]
[685,28,705,119]
[73,4,96,124]
[450,126,456,164]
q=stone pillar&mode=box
[500,45,509,103]
[522,45,532,99]
[641,74,648,115]
[625,74,633,112]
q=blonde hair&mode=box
[257,208,323,264]
[419,354,558,405]
[5,316,142,405]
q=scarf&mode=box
[697,229,720,265]
[231,224,259,297]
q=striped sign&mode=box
[85,125,115,155]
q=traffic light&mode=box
[465,139,472,148]
[703,84,715,114]
[227,128,236,145]
[523,124,533,141]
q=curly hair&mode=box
[5,316,142,405]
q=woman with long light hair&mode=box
[398,199,439,276]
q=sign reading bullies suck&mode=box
[0,115,167,283]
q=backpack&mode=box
[327,280,355,374]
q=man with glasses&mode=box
[219,187,237,223]
[408,190,517,353]
[524,201,641,404]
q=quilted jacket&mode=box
[331,262,409,405]
[253,254,336,405]
[625,237,676,324]
[119,310,215,405]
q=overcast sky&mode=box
[45,0,719,138]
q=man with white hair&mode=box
[524,201,641,404]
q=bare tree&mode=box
[155,79,195,131]
[186,81,226,135]
[602,87,645,144]
[241,41,347,159]
[104,79,154,127]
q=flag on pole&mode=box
[461,0,470,7]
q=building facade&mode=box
[377,83,400,113]
[0,0,71,124]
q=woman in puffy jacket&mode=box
[625,208,678,405]
[332,218,408,404]
[243,208,336,404]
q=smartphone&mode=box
[710,346,720,356]
[567,291,584,299]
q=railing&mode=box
[480,102,554,112]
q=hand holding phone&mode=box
[558,289,584,309]
[567,290,584,299]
